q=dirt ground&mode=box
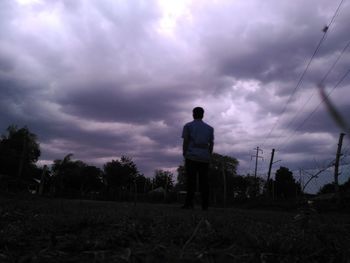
[1,194,350,262]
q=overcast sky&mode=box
[1,0,350,192]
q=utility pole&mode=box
[334,133,345,203]
[221,161,227,208]
[266,148,275,198]
[251,147,263,178]
[296,169,302,198]
[251,147,263,196]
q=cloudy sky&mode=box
[1,0,350,191]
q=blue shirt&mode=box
[182,119,214,162]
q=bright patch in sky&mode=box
[157,0,192,35]
[16,0,42,5]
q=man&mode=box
[182,107,214,210]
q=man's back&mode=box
[182,119,214,162]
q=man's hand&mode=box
[209,141,214,155]
[183,138,189,157]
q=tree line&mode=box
[2,125,347,204]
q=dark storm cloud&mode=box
[0,0,349,184]
[0,52,15,72]
[58,82,195,124]
[293,102,350,134]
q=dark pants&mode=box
[184,159,209,209]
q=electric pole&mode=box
[267,149,275,182]
[334,133,345,203]
[251,147,263,196]
[267,148,275,197]
[251,146,263,178]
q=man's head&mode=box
[193,107,204,119]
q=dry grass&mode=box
[0,195,350,262]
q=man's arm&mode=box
[182,125,189,157]
[209,141,214,155]
[183,138,189,157]
[209,127,214,155]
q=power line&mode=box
[284,40,350,131]
[261,0,346,148]
[320,40,350,84]
[274,40,350,149]
[327,0,346,27]
[262,32,328,147]
[341,138,350,156]
[278,69,350,152]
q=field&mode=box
[0,195,350,263]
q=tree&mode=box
[342,177,350,192]
[175,165,186,191]
[274,166,301,199]
[244,175,265,198]
[318,178,350,195]
[318,183,335,195]
[38,165,51,195]
[230,174,264,200]
[208,153,239,204]
[134,174,152,193]
[51,154,87,196]
[152,170,174,191]
[231,175,249,200]
[0,125,40,179]
[80,165,103,195]
[103,156,139,199]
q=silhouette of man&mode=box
[182,107,214,210]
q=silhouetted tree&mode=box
[37,165,51,195]
[318,183,335,195]
[152,170,174,191]
[342,177,350,192]
[264,178,274,198]
[51,154,87,196]
[134,174,152,193]
[244,175,265,198]
[318,177,350,195]
[103,156,139,199]
[230,174,261,201]
[274,166,301,199]
[209,153,239,203]
[80,165,103,196]
[0,125,40,179]
[175,165,186,191]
